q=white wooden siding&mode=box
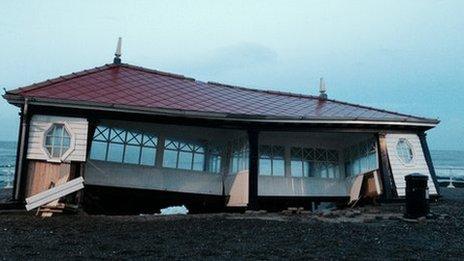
[385,133,437,196]
[27,115,88,162]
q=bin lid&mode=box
[405,173,428,181]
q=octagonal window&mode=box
[396,138,413,164]
[44,124,71,158]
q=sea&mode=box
[0,141,463,188]
[0,141,16,189]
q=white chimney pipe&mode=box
[114,37,122,64]
[319,77,327,100]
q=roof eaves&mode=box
[14,96,439,127]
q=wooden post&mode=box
[377,133,397,200]
[247,129,259,210]
[418,132,440,196]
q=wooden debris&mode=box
[26,177,84,211]
[36,203,79,217]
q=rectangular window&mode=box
[162,139,206,171]
[230,138,249,174]
[207,145,223,173]
[259,145,285,176]
[89,126,158,166]
[290,146,340,179]
[344,138,378,177]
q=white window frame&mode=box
[396,137,415,166]
[41,122,75,163]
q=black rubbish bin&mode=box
[404,173,429,219]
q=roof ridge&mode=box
[207,81,319,99]
[7,64,118,95]
[119,63,196,81]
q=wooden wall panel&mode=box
[25,160,72,197]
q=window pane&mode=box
[45,135,53,146]
[53,136,61,147]
[107,143,124,162]
[63,137,71,147]
[178,151,193,170]
[90,141,107,160]
[143,134,157,147]
[53,125,63,136]
[259,145,272,158]
[291,161,303,177]
[192,153,205,171]
[273,159,285,176]
[163,150,178,168]
[259,158,272,176]
[231,156,239,173]
[127,132,142,145]
[93,126,109,141]
[303,161,311,177]
[52,148,61,158]
[124,145,140,164]
[209,155,221,173]
[141,147,156,166]
[110,129,125,143]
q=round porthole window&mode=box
[44,124,71,158]
[396,138,413,164]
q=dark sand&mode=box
[0,188,463,260]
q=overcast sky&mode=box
[0,0,463,150]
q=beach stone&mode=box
[417,216,427,223]
[388,215,401,221]
[322,210,338,218]
[281,210,293,215]
[345,212,356,218]
[245,210,259,215]
[402,218,419,223]
[367,208,381,214]
[363,217,376,223]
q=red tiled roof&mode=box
[4,63,438,126]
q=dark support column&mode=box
[418,132,441,196]
[12,108,24,201]
[248,129,259,210]
[85,118,99,157]
[16,102,31,202]
[377,133,397,200]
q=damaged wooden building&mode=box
[3,51,440,214]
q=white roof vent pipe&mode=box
[319,77,328,100]
[113,37,122,64]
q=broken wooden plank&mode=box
[25,177,84,211]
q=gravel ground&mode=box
[0,188,463,260]
[0,188,12,203]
